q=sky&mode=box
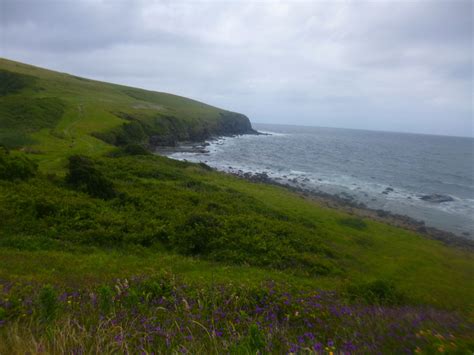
[1,0,472,137]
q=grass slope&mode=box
[0,58,252,171]
[0,58,473,353]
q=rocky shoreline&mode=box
[229,170,474,251]
[154,137,473,251]
[153,131,268,155]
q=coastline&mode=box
[230,170,474,251]
[154,136,474,251]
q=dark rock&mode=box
[417,226,427,233]
[382,187,394,195]
[338,192,354,201]
[420,194,454,203]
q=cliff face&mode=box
[97,110,257,148]
[216,112,256,135]
[145,111,257,147]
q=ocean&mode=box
[165,123,474,237]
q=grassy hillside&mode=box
[0,58,473,353]
[0,58,254,171]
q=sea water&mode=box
[165,123,474,237]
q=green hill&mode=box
[0,58,473,353]
[0,58,254,170]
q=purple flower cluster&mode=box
[0,277,471,353]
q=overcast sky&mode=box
[1,0,472,136]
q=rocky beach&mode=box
[158,126,474,249]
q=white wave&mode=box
[257,130,288,136]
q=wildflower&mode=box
[313,343,323,352]
[289,343,299,353]
[114,334,124,345]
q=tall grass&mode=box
[0,275,472,353]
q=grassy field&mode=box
[0,58,473,353]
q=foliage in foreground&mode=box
[0,275,472,354]
[0,152,473,312]
[65,155,116,200]
[0,147,37,181]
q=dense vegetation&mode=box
[0,58,473,353]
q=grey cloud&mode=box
[0,0,472,136]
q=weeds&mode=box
[0,276,472,353]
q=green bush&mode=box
[93,121,147,147]
[65,155,116,199]
[171,213,221,255]
[347,279,407,305]
[0,147,37,181]
[109,144,150,157]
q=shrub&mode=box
[65,155,116,199]
[108,144,150,157]
[123,144,150,155]
[171,213,221,255]
[347,279,407,306]
[0,147,37,180]
[93,121,147,147]
[116,121,147,145]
